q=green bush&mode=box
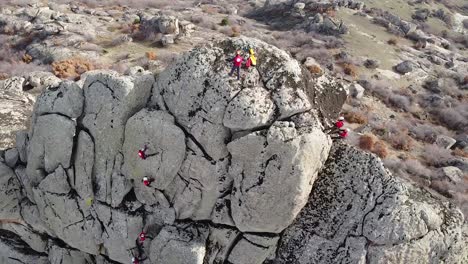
[220,17,229,26]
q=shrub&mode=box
[388,38,398,45]
[307,65,322,75]
[145,51,157,61]
[373,141,389,158]
[231,25,241,37]
[220,17,229,26]
[341,63,358,77]
[344,111,367,124]
[52,57,95,80]
[422,145,452,167]
[359,134,376,151]
[452,148,468,158]
[133,18,141,25]
[22,53,32,64]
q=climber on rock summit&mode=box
[229,50,243,80]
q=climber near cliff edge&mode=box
[229,50,243,80]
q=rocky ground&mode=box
[0,0,467,263]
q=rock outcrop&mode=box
[276,143,468,264]
[0,37,466,264]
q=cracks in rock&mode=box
[88,80,119,101]
[38,112,73,120]
[8,257,27,264]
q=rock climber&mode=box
[326,116,345,134]
[245,48,257,69]
[335,116,345,129]
[229,50,243,80]
[138,145,148,160]
[131,256,147,264]
[331,127,349,139]
[142,176,154,187]
[139,231,147,243]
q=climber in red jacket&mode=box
[326,116,345,134]
[142,176,154,187]
[138,145,148,160]
[330,127,349,140]
[229,50,243,80]
[335,116,345,129]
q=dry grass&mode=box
[52,57,95,80]
[344,111,367,124]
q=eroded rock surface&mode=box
[276,143,468,264]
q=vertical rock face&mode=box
[80,71,154,204]
[1,37,466,264]
[275,143,468,264]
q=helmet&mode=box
[143,176,148,181]
[132,257,135,261]
[338,116,344,121]
[346,128,350,132]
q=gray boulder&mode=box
[228,121,331,233]
[26,114,75,194]
[4,148,19,168]
[442,166,463,183]
[364,58,380,69]
[435,135,457,149]
[395,60,414,74]
[275,143,467,263]
[348,83,365,99]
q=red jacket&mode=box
[139,232,146,242]
[335,120,344,128]
[143,178,150,186]
[233,55,243,67]
[339,130,348,138]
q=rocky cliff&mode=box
[0,37,466,264]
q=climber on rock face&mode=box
[335,128,349,139]
[335,116,344,129]
[326,116,345,134]
[131,256,147,264]
[138,145,148,160]
[138,231,153,244]
[229,50,243,80]
[245,48,257,69]
[142,176,154,187]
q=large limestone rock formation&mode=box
[0,37,466,264]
